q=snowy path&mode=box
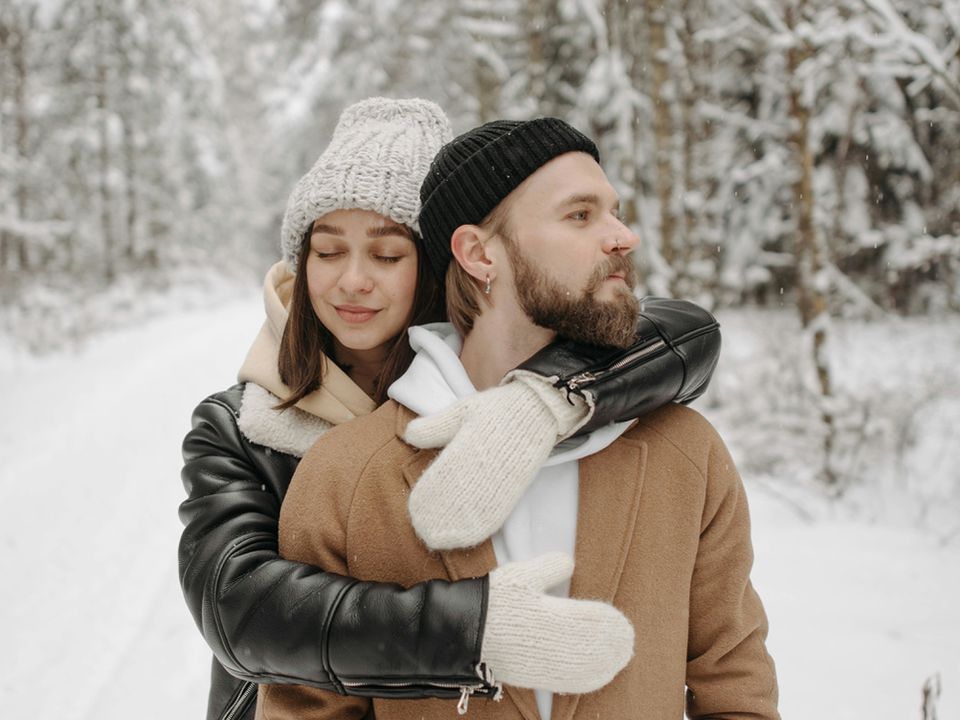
[1,295,262,720]
[1,296,957,719]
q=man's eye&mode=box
[567,210,589,221]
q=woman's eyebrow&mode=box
[367,224,412,239]
[311,223,343,236]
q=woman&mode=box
[180,98,721,720]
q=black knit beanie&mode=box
[418,117,600,282]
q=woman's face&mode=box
[305,209,419,360]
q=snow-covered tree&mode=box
[4,0,957,353]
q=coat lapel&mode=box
[550,436,647,720]
[398,417,541,720]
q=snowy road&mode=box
[1,295,262,720]
[1,295,957,719]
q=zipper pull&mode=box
[475,662,504,702]
[565,371,595,394]
[457,685,474,715]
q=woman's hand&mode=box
[482,553,634,693]
[403,371,590,550]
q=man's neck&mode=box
[459,305,556,390]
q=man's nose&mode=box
[604,218,640,255]
[339,257,374,294]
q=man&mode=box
[260,118,779,720]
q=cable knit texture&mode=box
[280,97,453,271]
[404,371,590,550]
[482,552,634,694]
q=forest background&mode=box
[4,0,959,518]
[1,0,959,717]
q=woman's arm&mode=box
[516,296,721,435]
[181,384,630,717]
[404,297,722,551]
[178,385,493,699]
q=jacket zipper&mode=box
[340,663,502,715]
[219,680,256,720]
[564,338,668,393]
[562,321,720,395]
[339,680,487,715]
[457,684,477,715]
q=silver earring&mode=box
[484,275,492,295]
[615,238,621,251]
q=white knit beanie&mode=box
[280,97,453,271]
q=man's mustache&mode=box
[585,254,638,294]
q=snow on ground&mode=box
[1,295,958,719]
[750,491,959,719]
[0,292,262,720]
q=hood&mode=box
[237,260,376,426]
[388,323,634,465]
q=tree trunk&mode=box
[524,0,546,109]
[648,0,678,288]
[116,9,136,265]
[786,0,837,488]
[604,0,639,230]
[1,8,32,273]
[679,0,704,295]
[0,13,11,274]
[466,2,500,124]
[122,119,137,264]
[96,0,116,282]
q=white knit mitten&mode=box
[404,371,591,550]
[481,553,634,694]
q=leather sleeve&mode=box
[178,386,490,696]
[514,297,721,436]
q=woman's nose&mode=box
[338,258,374,294]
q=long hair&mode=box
[276,225,444,409]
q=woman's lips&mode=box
[335,305,380,323]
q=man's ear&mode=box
[450,224,496,284]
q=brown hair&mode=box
[444,196,515,337]
[277,225,444,409]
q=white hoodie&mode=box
[389,322,633,720]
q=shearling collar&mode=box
[237,383,332,458]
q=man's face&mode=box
[495,152,641,348]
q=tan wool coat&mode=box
[258,401,780,720]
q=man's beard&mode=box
[503,238,640,349]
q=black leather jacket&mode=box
[179,297,720,720]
